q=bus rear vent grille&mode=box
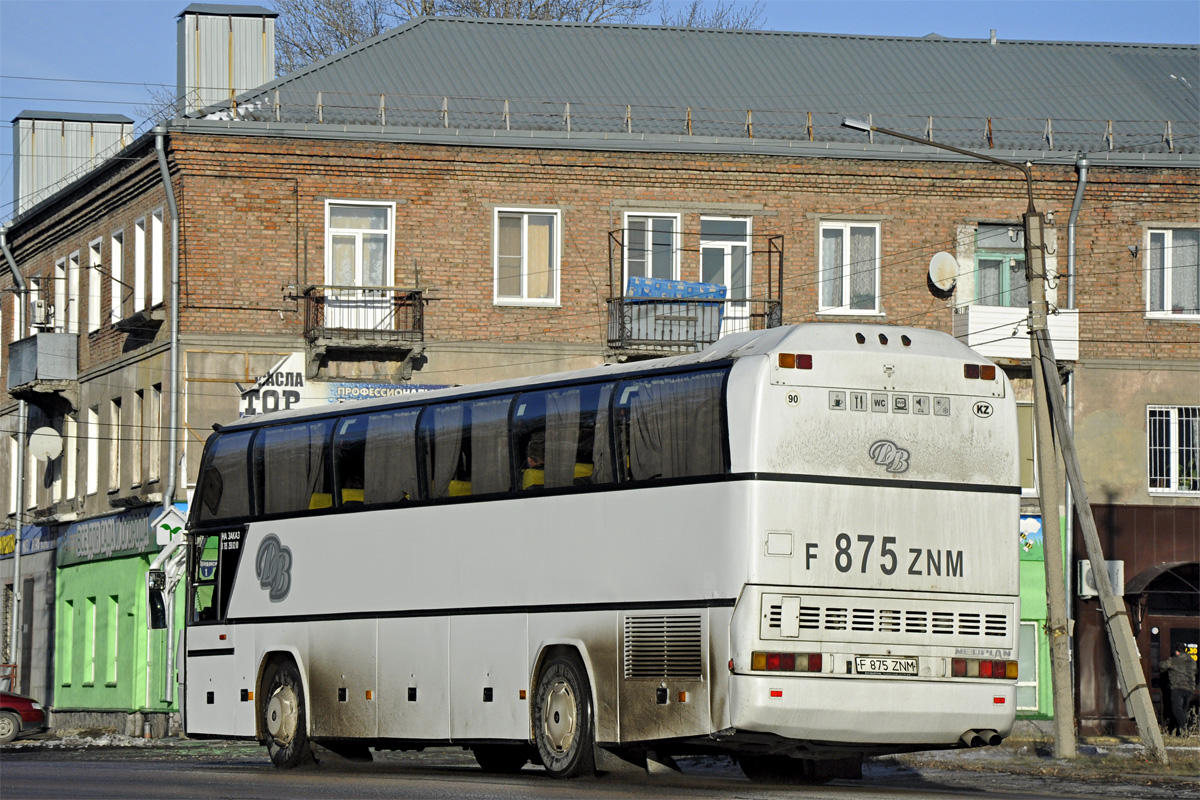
[623,615,703,679]
[763,595,1011,642]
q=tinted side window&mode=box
[359,408,421,505]
[255,419,334,515]
[513,383,614,490]
[195,431,254,524]
[420,396,514,499]
[615,369,726,482]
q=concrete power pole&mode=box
[1023,211,1077,758]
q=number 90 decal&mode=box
[785,392,800,407]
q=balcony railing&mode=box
[302,285,425,346]
[607,296,782,352]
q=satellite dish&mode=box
[928,252,958,293]
[28,427,63,461]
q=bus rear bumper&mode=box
[729,674,1015,746]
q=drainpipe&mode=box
[1,225,28,686]
[154,128,182,704]
[1064,154,1088,650]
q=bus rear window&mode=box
[195,430,254,525]
[615,369,727,482]
[254,419,334,516]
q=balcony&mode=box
[301,285,426,376]
[607,296,782,353]
[952,304,1079,362]
[6,332,79,409]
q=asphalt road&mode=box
[2,740,1194,800]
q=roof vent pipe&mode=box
[990,29,997,45]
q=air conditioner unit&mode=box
[1077,560,1125,599]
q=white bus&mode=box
[169,323,1020,781]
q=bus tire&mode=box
[472,744,531,773]
[533,654,596,779]
[262,659,316,768]
[738,755,829,784]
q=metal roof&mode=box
[13,110,134,124]
[178,3,277,18]
[205,17,1199,156]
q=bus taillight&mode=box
[953,657,1017,679]
[751,651,822,672]
[777,354,813,369]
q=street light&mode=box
[840,115,1168,764]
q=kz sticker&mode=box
[256,534,292,602]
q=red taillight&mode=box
[807,653,822,672]
[778,353,813,370]
[952,658,967,677]
[797,354,812,369]
[964,363,980,379]
[766,652,782,671]
[980,660,994,678]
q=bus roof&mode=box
[218,323,985,431]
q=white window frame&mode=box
[148,384,162,483]
[86,406,99,496]
[493,207,561,307]
[323,199,396,288]
[54,258,67,333]
[88,239,103,333]
[1148,405,1200,495]
[151,209,165,307]
[1145,227,1199,319]
[67,251,80,334]
[64,414,77,500]
[622,212,681,290]
[109,398,122,493]
[7,435,16,516]
[110,230,124,323]
[817,220,882,315]
[134,217,146,313]
[131,390,143,488]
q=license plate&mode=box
[855,656,918,675]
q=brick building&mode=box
[1,8,1197,735]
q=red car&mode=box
[0,691,47,744]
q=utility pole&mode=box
[841,119,1166,763]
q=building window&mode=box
[105,595,119,686]
[88,239,103,333]
[134,217,146,313]
[148,384,162,483]
[819,221,880,313]
[1148,405,1199,494]
[54,258,67,332]
[976,224,1029,308]
[60,599,74,686]
[1017,621,1039,711]
[700,217,752,334]
[325,201,394,289]
[494,208,560,305]
[132,390,144,487]
[1017,404,1037,495]
[64,414,77,499]
[110,231,124,323]
[67,251,80,334]
[1146,227,1199,317]
[86,406,99,495]
[151,209,165,307]
[109,398,122,492]
[7,435,15,516]
[623,213,679,288]
[84,595,96,685]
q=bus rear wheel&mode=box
[533,654,595,779]
[261,659,316,768]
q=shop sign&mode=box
[0,525,56,560]
[238,353,446,418]
[59,507,158,566]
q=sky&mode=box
[1,0,1198,219]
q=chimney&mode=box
[11,111,133,215]
[177,4,278,116]
[990,29,997,46]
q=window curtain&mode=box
[426,404,464,499]
[260,421,331,515]
[1172,229,1199,313]
[849,226,876,310]
[628,371,724,481]
[821,229,843,307]
[591,385,615,484]
[1149,232,1166,311]
[469,397,512,495]
[363,408,420,503]
[526,215,553,300]
[497,214,522,297]
[544,389,582,488]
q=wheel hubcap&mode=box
[0,717,13,738]
[542,679,576,755]
[266,684,298,746]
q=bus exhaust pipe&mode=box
[960,730,984,748]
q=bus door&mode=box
[185,529,247,735]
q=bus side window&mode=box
[195,431,254,524]
[468,395,513,495]
[255,419,334,516]
[616,369,726,482]
[333,416,368,507]
[421,403,467,499]
[192,535,220,623]
[362,408,421,505]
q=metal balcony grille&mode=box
[302,285,425,345]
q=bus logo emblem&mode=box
[869,440,911,474]
[973,401,993,418]
[256,534,292,602]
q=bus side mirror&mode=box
[147,569,167,630]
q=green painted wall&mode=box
[1017,514,1067,721]
[55,554,184,713]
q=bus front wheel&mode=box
[533,654,595,779]
[262,659,316,768]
